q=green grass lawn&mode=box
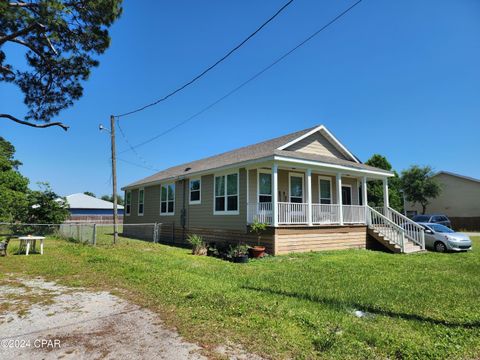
[1,235,479,359]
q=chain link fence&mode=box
[0,222,164,247]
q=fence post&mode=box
[153,223,158,243]
[93,223,97,246]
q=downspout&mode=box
[177,176,187,242]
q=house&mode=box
[122,125,425,254]
[66,193,124,223]
[405,171,480,230]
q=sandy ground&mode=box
[0,278,262,360]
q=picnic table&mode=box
[18,236,45,255]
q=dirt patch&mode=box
[0,277,206,359]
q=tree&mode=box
[101,194,123,206]
[400,165,441,214]
[0,0,122,130]
[83,191,95,197]
[20,182,69,224]
[365,154,403,211]
[0,136,29,222]
[0,136,68,224]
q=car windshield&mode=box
[429,224,454,233]
[413,215,430,222]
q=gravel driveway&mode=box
[0,277,257,359]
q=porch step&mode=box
[367,227,423,254]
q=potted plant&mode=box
[187,234,207,255]
[249,220,267,258]
[228,244,249,263]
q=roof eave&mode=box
[121,155,276,190]
[273,155,394,178]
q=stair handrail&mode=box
[385,207,425,249]
[366,206,406,252]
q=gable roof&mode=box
[123,125,392,189]
[66,193,124,210]
[435,171,480,184]
[278,125,360,162]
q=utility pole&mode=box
[110,115,118,244]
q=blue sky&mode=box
[1,0,479,197]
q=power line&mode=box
[116,119,159,170]
[117,157,159,171]
[114,0,294,118]
[118,0,363,155]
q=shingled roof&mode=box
[123,125,392,189]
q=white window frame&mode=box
[160,183,175,216]
[318,176,332,205]
[189,178,201,205]
[138,187,145,216]
[125,190,131,216]
[257,169,272,203]
[213,170,239,215]
[288,172,305,203]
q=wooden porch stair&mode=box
[367,226,423,254]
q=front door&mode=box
[341,186,352,205]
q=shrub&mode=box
[228,244,249,258]
[187,234,207,255]
[250,220,268,246]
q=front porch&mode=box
[246,162,390,227]
[247,203,367,226]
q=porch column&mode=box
[272,163,278,227]
[362,176,368,225]
[307,168,312,226]
[362,176,368,206]
[383,178,389,212]
[336,173,343,225]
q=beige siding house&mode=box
[123,125,425,254]
[406,171,480,230]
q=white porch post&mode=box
[336,173,343,225]
[362,176,368,225]
[362,176,368,206]
[272,163,278,227]
[307,168,312,226]
[383,178,389,212]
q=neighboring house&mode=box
[122,125,424,254]
[66,193,124,223]
[405,171,480,230]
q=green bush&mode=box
[187,234,207,255]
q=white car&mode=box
[418,223,472,252]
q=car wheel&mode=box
[434,241,447,253]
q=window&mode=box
[289,173,304,203]
[160,183,175,215]
[319,177,332,204]
[189,179,201,204]
[138,188,144,215]
[258,171,272,203]
[214,172,238,214]
[125,191,131,215]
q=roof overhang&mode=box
[273,155,394,179]
[122,154,393,190]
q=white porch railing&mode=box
[247,202,273,224]
[312,204,340,225]
[247,203,368,226]
[374,207,425,249]
[342,205,366,224]
[366,206,406,252]
[278,202,309,224]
